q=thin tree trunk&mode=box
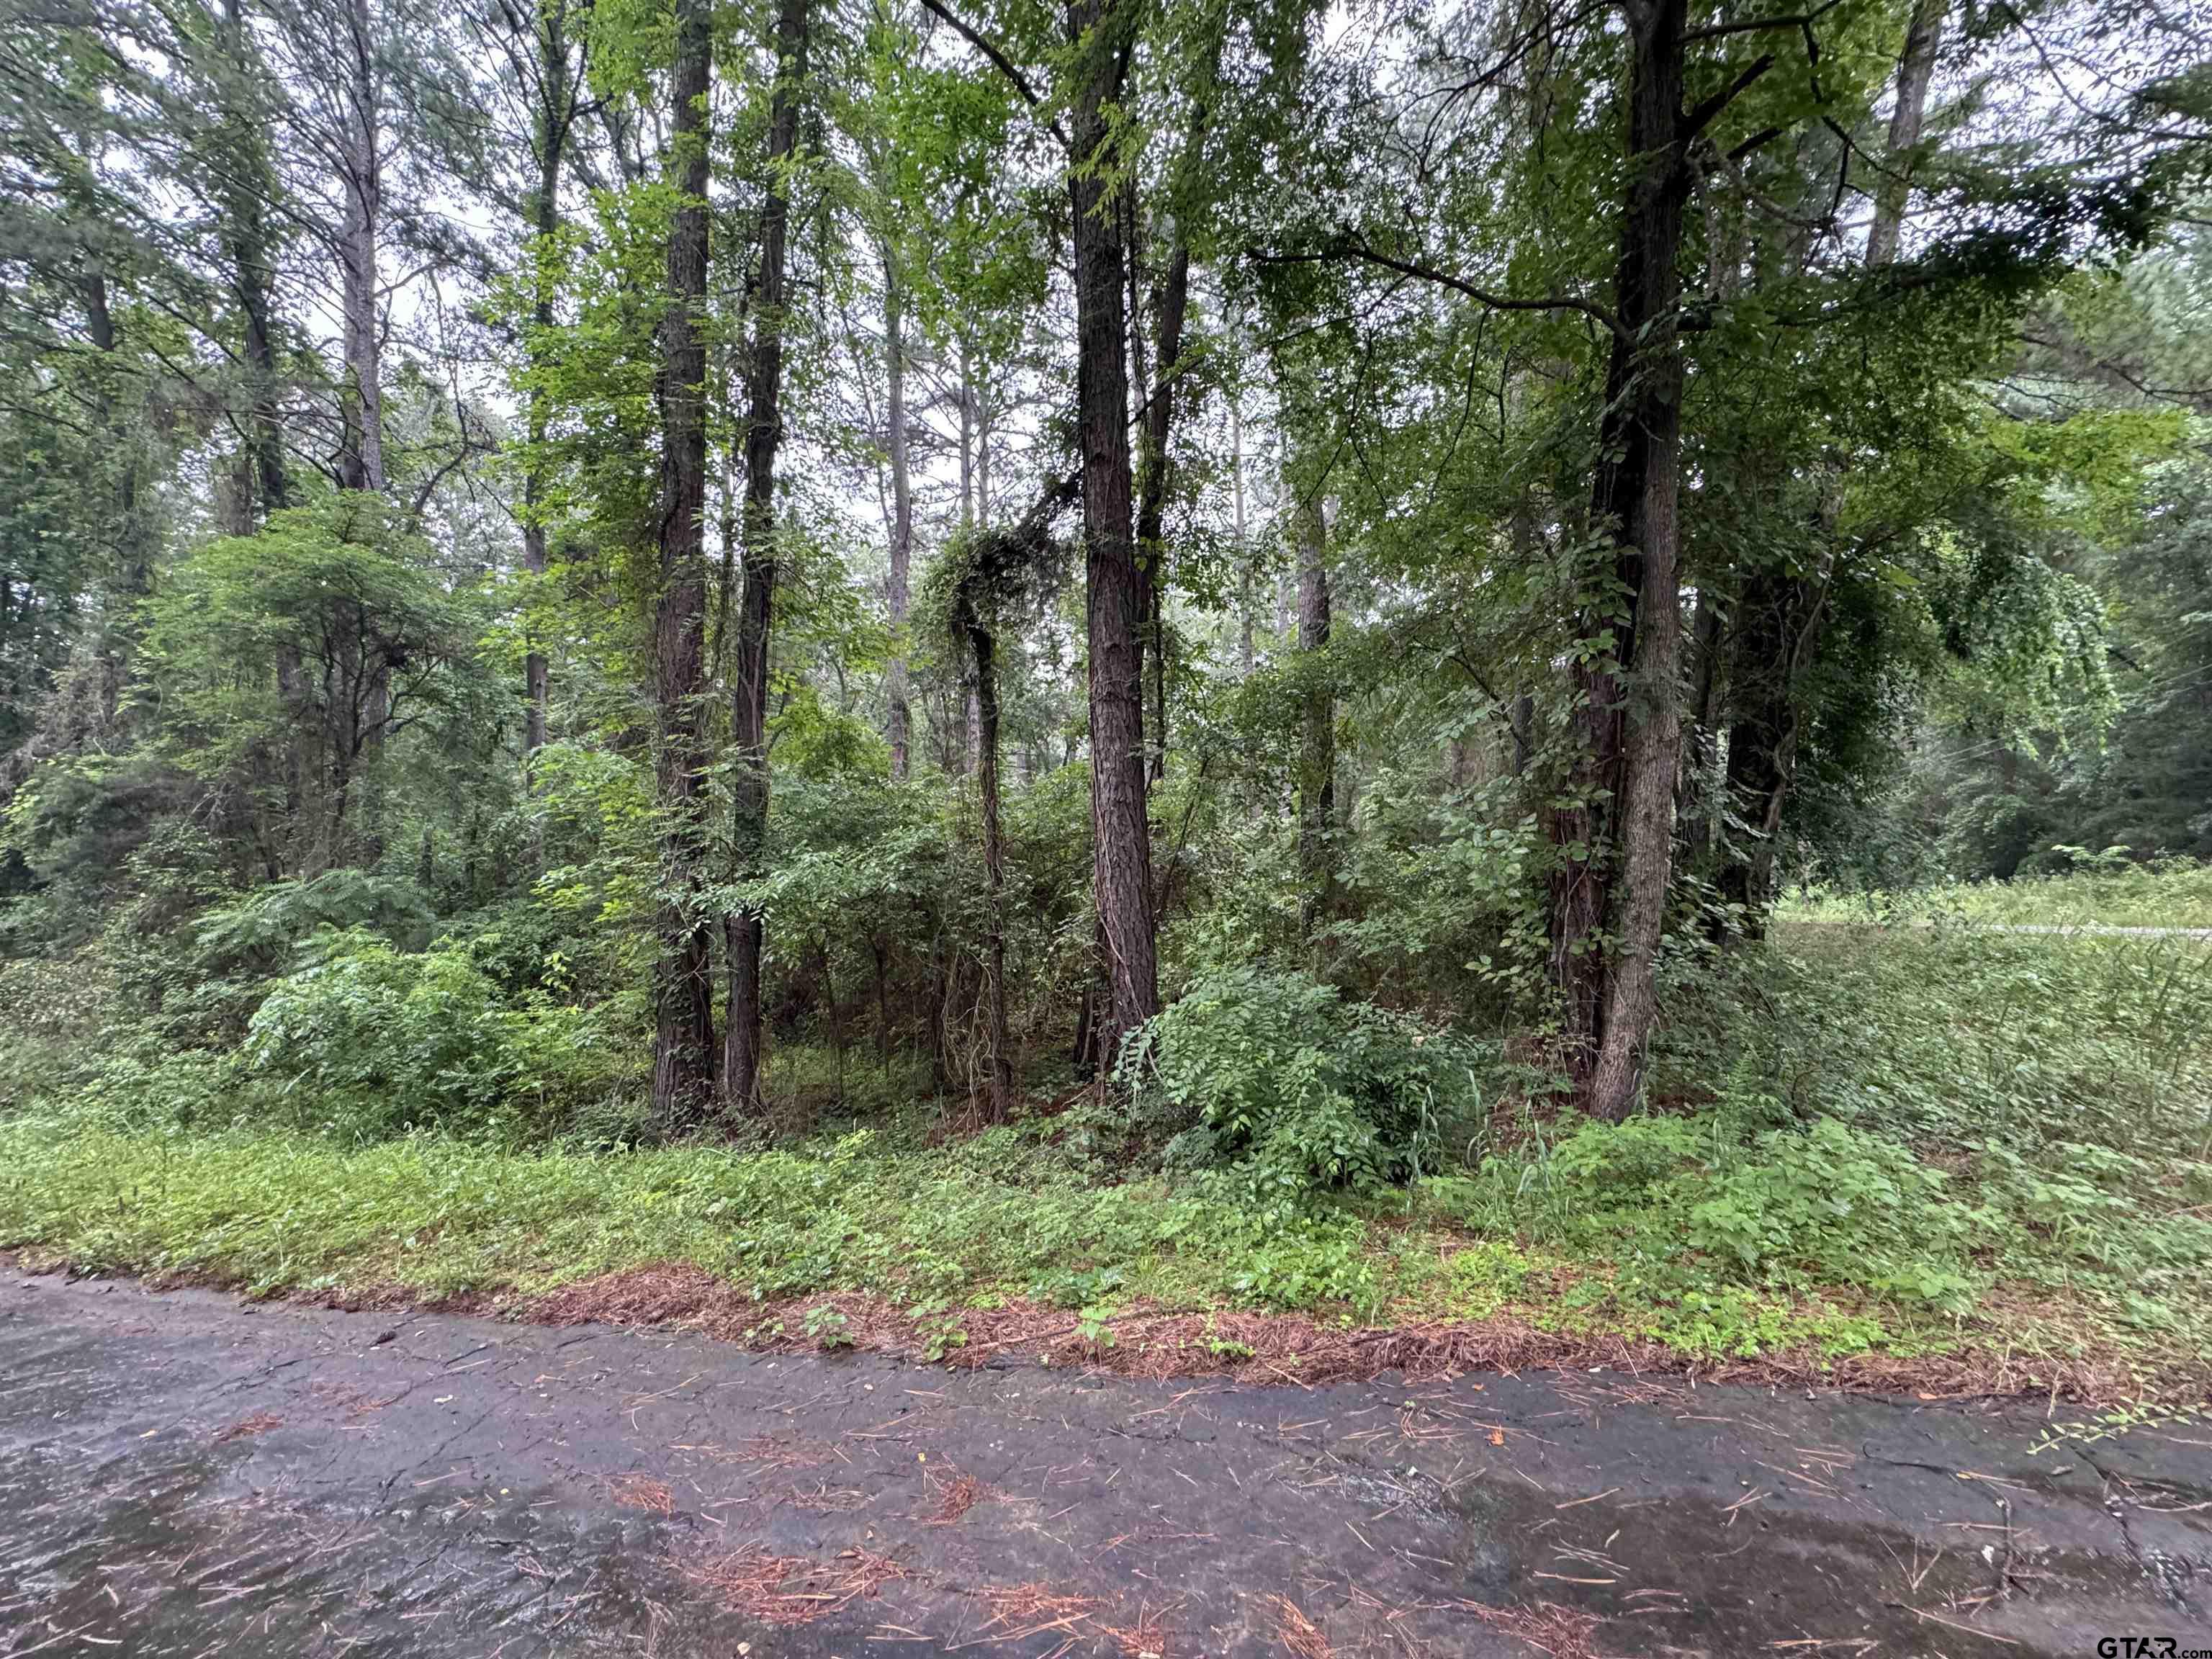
[221,0,289,528]
[976,387,992,523]
[724,0,812,1110]
[521,7,572,755]
[1231,392,1254,678]
[1866,0,1945,268]
[336,0,384,495]
[1066,0,1158,1064]
[1295,489,1334,938]
[333,0,388,799]
[957,343,975,527]
[1718,569,1789,930]
[1681,587,1724,862]
[649,0,718,1127]
[884,243,913,780]
[871,935,891,1064]
[1717,5,1943,928]
[1133,48,1218,786]
[968,619,1015,1121]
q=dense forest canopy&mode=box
[2,0,2209,1156]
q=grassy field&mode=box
[4,876,2209,1400]
[1784,858,2212,930]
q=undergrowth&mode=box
[3,909,2208,1397]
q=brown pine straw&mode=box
[523,1262,2185,1402]
[920,1468,984,1524]
[673,1543,907,1625]
[1269,1593,1334,1659]
[974,1583,1173,1658]
[977,1583,1102,1644]
[607,1471,676,1514]
[1463,1600,1608,1659]
[212,1409,282,1444]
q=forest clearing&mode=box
[3,0,2211,1647]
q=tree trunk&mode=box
[1718,568,1789,930]
[1133,49,1218,787]
[1716,4,1943,929]
[648,0,719,1128]
[1066,0,1158,1065]
[1679,586,1725,864]
[521,7,572,756]
[884,243,913,780]
[220,0,289,528]
[1550,0,1690,1123]
[1295,490,1334,937]
[1720,553,1833,933]
[1866,0,1945,268]
[723,0,811,1111]
[336,0,384,495]
[957,343,976,527]
[967,619,1016,1122]
[1231,393,1254,678]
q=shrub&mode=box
[243,930,516,1136]
[1116,966,1482,1194]
[237,926,640,1141]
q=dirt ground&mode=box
[1,1272,2206,1657]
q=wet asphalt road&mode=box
[1,1272,2207,1657]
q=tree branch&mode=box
[1257,241,1628,343]
[1681,0,1845,47]
[916,0,1069,150]
[1685,53,1775,139]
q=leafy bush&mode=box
[1117,966,1483,1193]
[243,930,514,1136]
[197,871,436,979]
[239,929,632,1140]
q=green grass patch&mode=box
[1784,858,2212,930]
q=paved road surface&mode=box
[2,1273,2206,1656]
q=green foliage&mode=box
[240,930,631,1140]
[1117,966,1485,1194]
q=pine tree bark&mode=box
[1550,0,1691,1123]
[1066,0,1158,1066]
[649,0,718,1127]
[723,0,812,1111]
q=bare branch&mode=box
[1256,241,1629,343]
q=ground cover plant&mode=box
[2,0,2209,1408]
